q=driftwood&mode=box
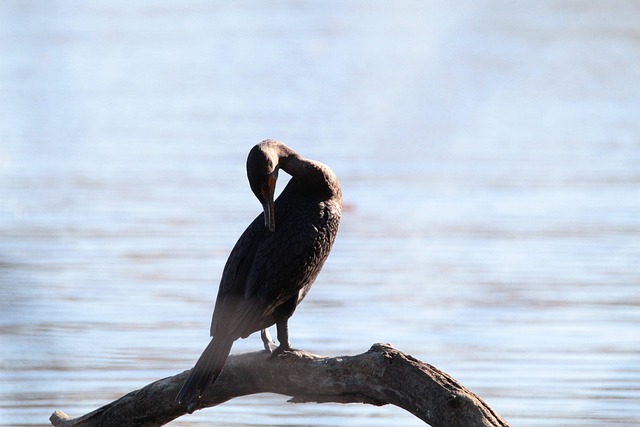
[50,343,510,427]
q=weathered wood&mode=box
[50,343,510,427]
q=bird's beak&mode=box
[261,172,277,232]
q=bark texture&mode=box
[50,343,510,427]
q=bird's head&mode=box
[247,142,280,232]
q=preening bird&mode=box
[176,139,342,404]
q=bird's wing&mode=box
[218,218,320,339]
[250,223,322,316]
[248,223,318,310]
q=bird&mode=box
[176,139,342,404]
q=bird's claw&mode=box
[268,344,301,360]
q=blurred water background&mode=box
[1,1,640,426]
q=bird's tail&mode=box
[176,337,234,404]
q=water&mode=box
[1,1,639,426]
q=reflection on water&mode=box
[1,1,640,426]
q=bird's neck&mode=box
[279,153,341,202]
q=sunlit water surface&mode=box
[1,1,639,426]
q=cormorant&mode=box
[176,139,342,404]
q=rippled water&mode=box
[1,1,640,426]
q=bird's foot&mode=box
[268,344,301,360]
[260,329,278,353]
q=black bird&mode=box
[176,139,342,404]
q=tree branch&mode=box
[50,343,510,427]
